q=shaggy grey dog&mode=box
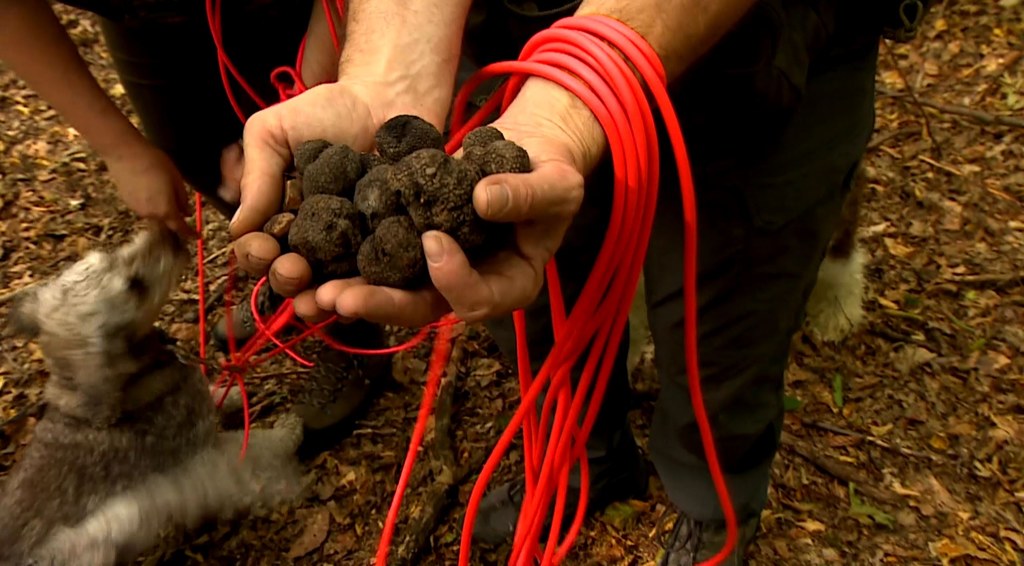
[0,222,305,565]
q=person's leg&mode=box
[471,154,649,545]
[648,31,881,566]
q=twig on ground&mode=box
[867,126,921,151]
[945,273,1024,290]
[879,88,1024,129]
[781,431,898,505]
[202,244,233,266]
[803,419,937,460]
[869,324,928,346]
[880,42,943,157]
[393,325,471,566]
[971,51,1023,105]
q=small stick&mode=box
[945,273,1023,289]
[803,420,936,460]
[879,88,1024,129]
[867,126,920,151]
[393,327,469,566]
[781,431,898,505]
[880,43,943,157]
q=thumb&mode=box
[473,161,584,223]
[232,111,291,239]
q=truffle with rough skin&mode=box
[396,148,491,252]
[357,216,426,289]
[301,144,362,200]
[360,152,389,173]
[293,139,331,173]
[374,114,445,162]
[288,195,364,282]
[462,126,505,150]
[462,139,532,176]
[353,164,407,231]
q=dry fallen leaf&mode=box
[288,508,331,559]
[796,519,827,533]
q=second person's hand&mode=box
[105,141,195,238]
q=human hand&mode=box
[105,142,195,238]
[231,79,450,316]
[305,78,608,327]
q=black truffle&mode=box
[301,143,362,200]
[462,140,532,176]
[462,126,505,150]
[288,195,364,282]
[294,139,331,173]
[374,114,445,162]
[353,164,407,231]
[357,215,427,289]
[396,148,491,252]
[360,151,389,173]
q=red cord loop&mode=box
[198,5,737,564]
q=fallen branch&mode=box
[392,325,471,566]
[945,273,1024,290]
[781,431,898,505]
[867,126,921,150]
[880,43,943,156]
[879,88,1024,129]
[869,324,928,345]
[803,419,937,461]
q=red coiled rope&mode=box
[199,3,737,564]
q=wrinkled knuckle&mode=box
[564,173,585,216]
[518,184,537,217]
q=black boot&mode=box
[292,320,393,458]
[657,511,761,566]
[471,430,649,545]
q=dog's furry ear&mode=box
[7,285,41,338]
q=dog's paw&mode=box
[806,247,867,342]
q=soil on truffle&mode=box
[356,215,427,289]
[288,195,365,282]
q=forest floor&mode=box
[1,2,1022,565]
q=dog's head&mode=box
[8,221,190,355]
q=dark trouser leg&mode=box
[96,2,312,218]
[484,154,636,465]
[647,40,880,523]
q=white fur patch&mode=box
[805,246,868,342]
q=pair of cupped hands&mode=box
[220,76,605,328]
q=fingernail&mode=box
[485,184,511,216]
[423,232,445,265]
[229,204,242,228]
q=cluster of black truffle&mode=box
[261,115,531,290]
